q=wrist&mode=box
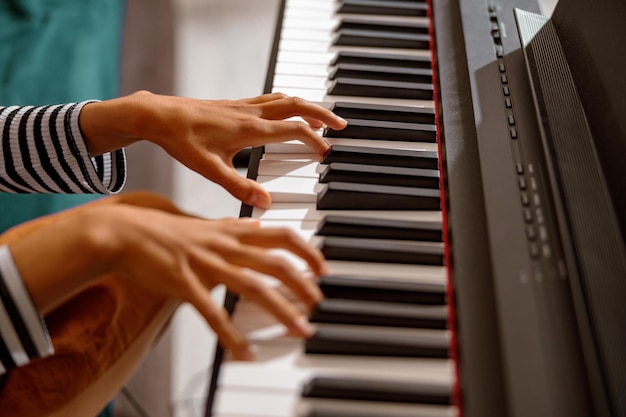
[79,91,153,156]
[9,207,119,313]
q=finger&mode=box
[257,96,348,130]
[184,276,254,361]
[235,227,328,277]
[243,92,289,105]
[227,269,316,338]
[244,119,330,156]
[299,116,325,130]
[217,242,323,307]
[196,158,272,209]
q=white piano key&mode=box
[327,260,446,283]
[258,160,323,177]
[276,48,431,66]
[218,337,453,393]
[284,7,431,27]
[258,176,323,203]
[213,392,457,417]
[281,17,339,31]
[264,140,316,154]
[271,87,436,108]
[296,398,458,417]
[261,153,322,161]
[273,74,329,90]
[276,50,335,65]
[283,8,333,17]
[278,39,334,53]
[284,0,337,13]
[212,389,297,417]
[275,62,329,77]
[264,138,438,154]
[252,203,443,223]
[280,28,335,42]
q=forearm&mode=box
[7,209,114,315]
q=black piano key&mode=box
[305,326,449,358]
[334,29,430,49]
[302,407,444,417]
[322,145,439,170]
[337,0,428,17]
[316,215,443,241]
[335,18,429,35]
[331,50,431,69]
[317,182,441,210]
[330,102,436,124]
[319,275,446,305]
[319,163,440,189]
[310,298,448,329]
[319,236,444,265]
[324,118,436,142]
[302,376,451,405]
[328,77,434,100]
[329,63,433,84]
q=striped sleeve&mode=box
[0,245,53,375]
[0,101,126,194]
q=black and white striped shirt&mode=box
[0,101,127,374]
[0,101,126,194]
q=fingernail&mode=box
[233,345,257,361]
[293,316,315,337]
[238,217,260,225]
[250,190,271,209]
[336,115,348,126]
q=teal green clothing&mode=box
[0,0,126,233]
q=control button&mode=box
[508,115,515,125]
[533,193,541,206]
[529,242,540,258]
[503,86,510,96]
[521,191,530,206]
[523,207,533,222]
[526,225,537,240]
[529,177,538,190]
[516,162,524,174]
[498,62,506,72]
[542,243,552,258]
[505,98,512,108]
[496,45,504,57]
[501,74,508,84]
[518,177,527,189]
[539,225,548,241]
[527,163,534,174]
[510,127,518,138]
[535,208,544,223]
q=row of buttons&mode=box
[488,8,552,262]
[519,163,552,259]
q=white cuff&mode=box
[0,245,53,372]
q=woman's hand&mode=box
[8,193,326,360]
[79,91,347,208]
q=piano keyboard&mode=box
[209,0,458,416]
